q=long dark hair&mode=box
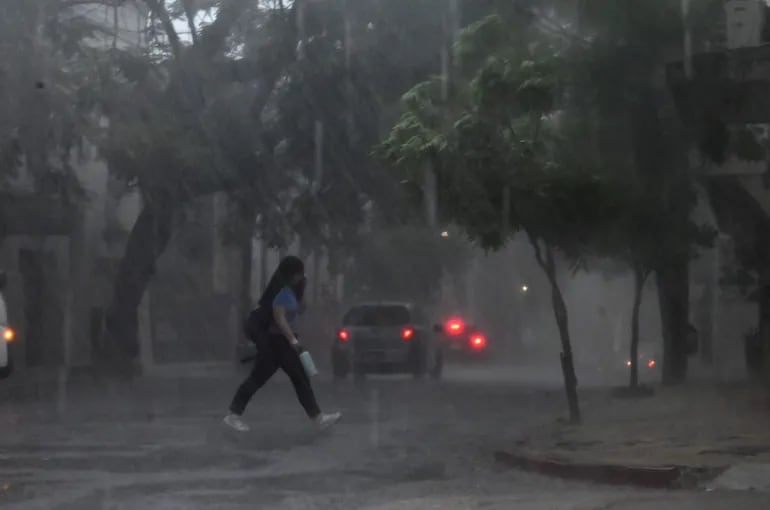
[258,255,305,309]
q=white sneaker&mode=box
[224,413,250,432]
[315,412,341,430]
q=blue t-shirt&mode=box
[272,287,299,332]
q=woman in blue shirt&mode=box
[225,256,340,432]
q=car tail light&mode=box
[402,327,414,340]
[648,359,656,368]
[445,318,465,336]
[470,334,486,350]
[3,328,14,342]
[338,329,350,342]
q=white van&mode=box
[0,284,13,379]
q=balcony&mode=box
[725,0,768,50]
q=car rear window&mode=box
[343,305,411,326]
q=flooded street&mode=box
[0,366,768,509]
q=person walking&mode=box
[224,256,340,432]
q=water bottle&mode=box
[298,348,318,377]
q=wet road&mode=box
[0,364,768,509]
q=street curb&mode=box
[494,450,726,489]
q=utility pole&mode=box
[434,0,462,307]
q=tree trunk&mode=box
[104,201,174,369]
[238,206,256,320]
[629,267,648,388]
[259,232,269,292]
[656,256,690,385]
[529,237,581,423]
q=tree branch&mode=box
[112,1,119,49]
[143,0,182,59]
[181,0,199,44]
[195,0,252,59]
[59,0,118,9]
[526,230,547,270]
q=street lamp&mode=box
[521,285,528,293]
[440,231,450,238]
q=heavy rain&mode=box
[1,1,770,509]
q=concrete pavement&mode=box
[497,381,770,489]
[0,364,768,509]
[362,491,770,510]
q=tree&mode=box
[597,189,714,389]
[0,0,104,200]
[97,0,299,364]
[260,0,456,300]
[557,0,724,384]
[343,223,470,304]
[380,15,621,423]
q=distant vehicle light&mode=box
[338,329,349,342]
[521,285,528,293]
[648,359,656,368]
[402,327,414,340]
[3,328,14,342]
[470,334,486,350]
[445,318,465,336]
[440,231,450,238]
[626,360,632,367]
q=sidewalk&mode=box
[361,492,770,510]
[497,383,770,489]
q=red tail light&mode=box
[338,329,350,342]
[648,359,656,368]
[402,327,414,340]
[445,318,465,336]
[470,334,486,350]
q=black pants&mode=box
[229,334,321,418]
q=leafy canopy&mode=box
[379,13,621,257]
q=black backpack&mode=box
[243,306,271,344]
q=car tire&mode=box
[411,349,427,380]
[353,361,367,382]
[0,357,13,380]
[430,348,443,381]
[331,348,349,380]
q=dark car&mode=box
[331,302,443,380]
[437,317,489,361]
[623,350,659,374]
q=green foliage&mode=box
[377,79,447,171]
[99,1,296,202]
[561,0,721,277]
[596,184,716,278]
[380,13,618,260]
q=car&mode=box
[436,316,489,361]
[618,342,660,380]
[623,352,659,372]
[331,302,443,380]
